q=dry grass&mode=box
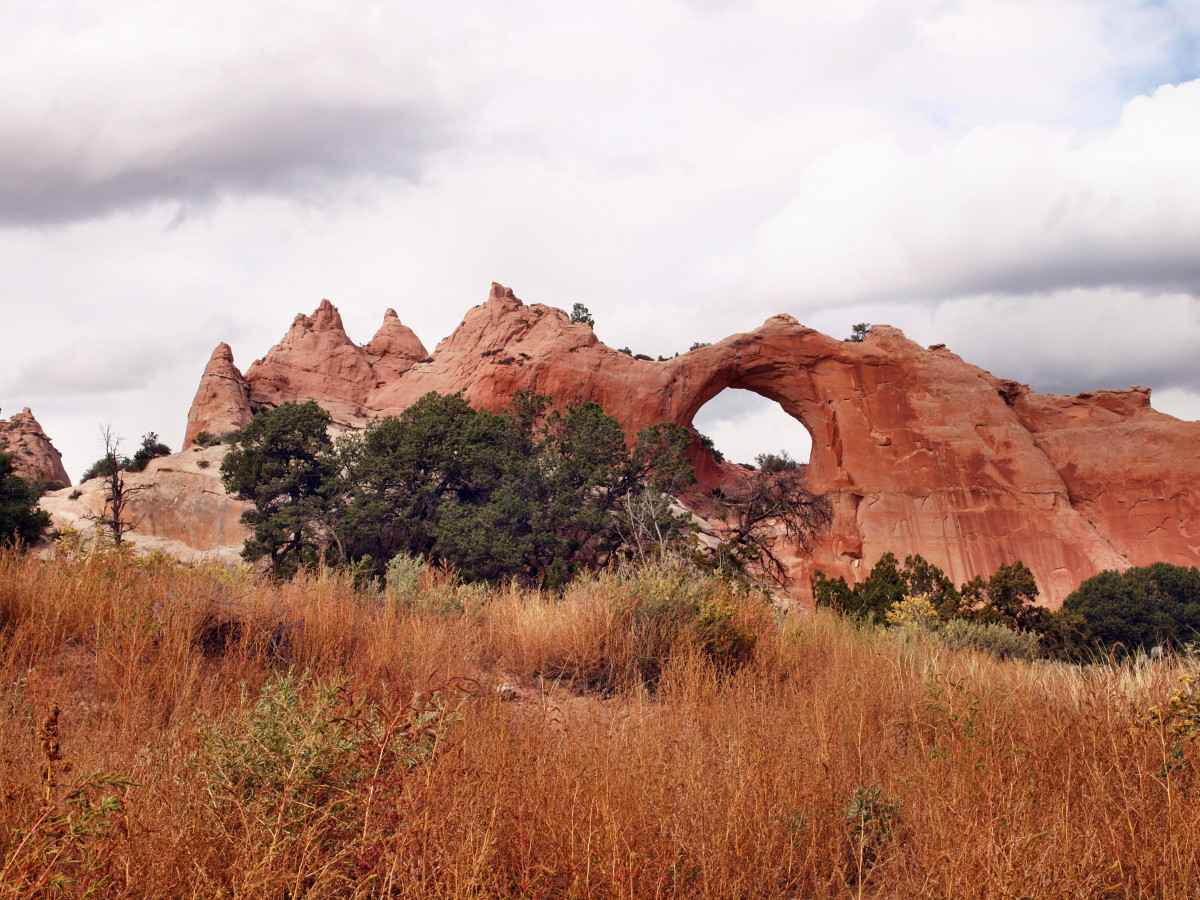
[2,546,1199,898]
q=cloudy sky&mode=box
[3,0,1199,480]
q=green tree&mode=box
[755,450,799,474]
[814,553,961,623]
[236,392,697,586]
[345,395,694,585]
[1063,563,1200,655]
[0,451,50,548]
[901,553,962,619]
[569,303,595,328]
[959,561,1042,631]
[844,323,871,343]
[815,552,907,622]
[220,402,336,577]
[337,392,535,582]
[125,432,171,472]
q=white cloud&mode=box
[749,79,1200,308]
[3,1,1200,479]
[692,389,814,466]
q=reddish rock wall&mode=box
[0,406,71,486]
[180,284,1200,606]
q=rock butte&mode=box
[0,407,71,486]
[59,283,1200,606]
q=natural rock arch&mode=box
[167,283,1200,605]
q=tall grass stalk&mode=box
[1,547,1198,897]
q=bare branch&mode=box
[81,426,151,546]
[710,467,832,586]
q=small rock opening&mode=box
[691,388,813,470]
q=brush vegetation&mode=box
[3,544,1200,898]
[220,395,698,585]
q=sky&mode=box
[2,0,1199,481]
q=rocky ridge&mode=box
[0,407,71,486]
[61,284,1200,606]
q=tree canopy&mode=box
[222,393,696,584]
[813,553,1042,629]
[1063,563,1200,655]
[220,401,337,577]
[569,303,594,328]
[0,451,50,548]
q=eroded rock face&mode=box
[1004,383,1200,572]
[0,407,71,486]
[183,302,428,446]
[176,284,1200,605]
[40,444,248,565]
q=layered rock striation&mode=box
[177,284,1200,605]
[0,406,71,486]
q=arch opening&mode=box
[691,388,813,470]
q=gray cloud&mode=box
[9,340,178,396]
[0,101,452,226]
[1011,349,1200,398]
[929,252,1200,304]
[870,291,1200,404]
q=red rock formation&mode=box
[183,303,428,445]
[0,406,71,486]
[179,284,1200,605]
[1004,383,1200,572]
[184,343,253,445]
[363,308,430,382]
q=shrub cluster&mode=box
[80,432,171,481]
[1063,562,1200,657]
[813,553,1086,660]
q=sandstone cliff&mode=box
[0,406,71,486]
[172,284,1200,605]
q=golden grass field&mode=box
[1,545,1198,898]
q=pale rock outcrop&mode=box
[173,284,1200,606]
[40,444,248,565]
[0,406,71,486]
